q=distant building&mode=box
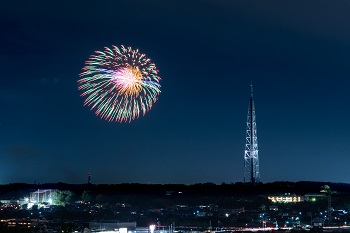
[7,218,37,228]
[304,193,325,202]
[268,193,326,203]
[268,193,302,203]
[165,191,174,196]
[312,217,324,227]
[0,200,12,205]
[89,221,136,232]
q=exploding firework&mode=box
[78,45,161,122]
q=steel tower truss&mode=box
[244,85,260,184]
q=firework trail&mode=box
[78,45,161,122]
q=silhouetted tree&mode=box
[81,190,93,203]
[54,190,74,205]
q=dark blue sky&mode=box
[1,0,350,184]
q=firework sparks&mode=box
[78,45,161,122]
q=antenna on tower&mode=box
[244,84,260,185]
[250,82,254,98]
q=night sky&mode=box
[1,0,350,184]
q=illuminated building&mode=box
[7,219,33,228]
[268,193,302,203]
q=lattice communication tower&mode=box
[244,84,260,184]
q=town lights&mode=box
[150,224,156,233]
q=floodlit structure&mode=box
[244,84,260,184]
[30,189,54,203]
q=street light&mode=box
[150,225,156,233]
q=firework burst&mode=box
[78,45,161,122]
